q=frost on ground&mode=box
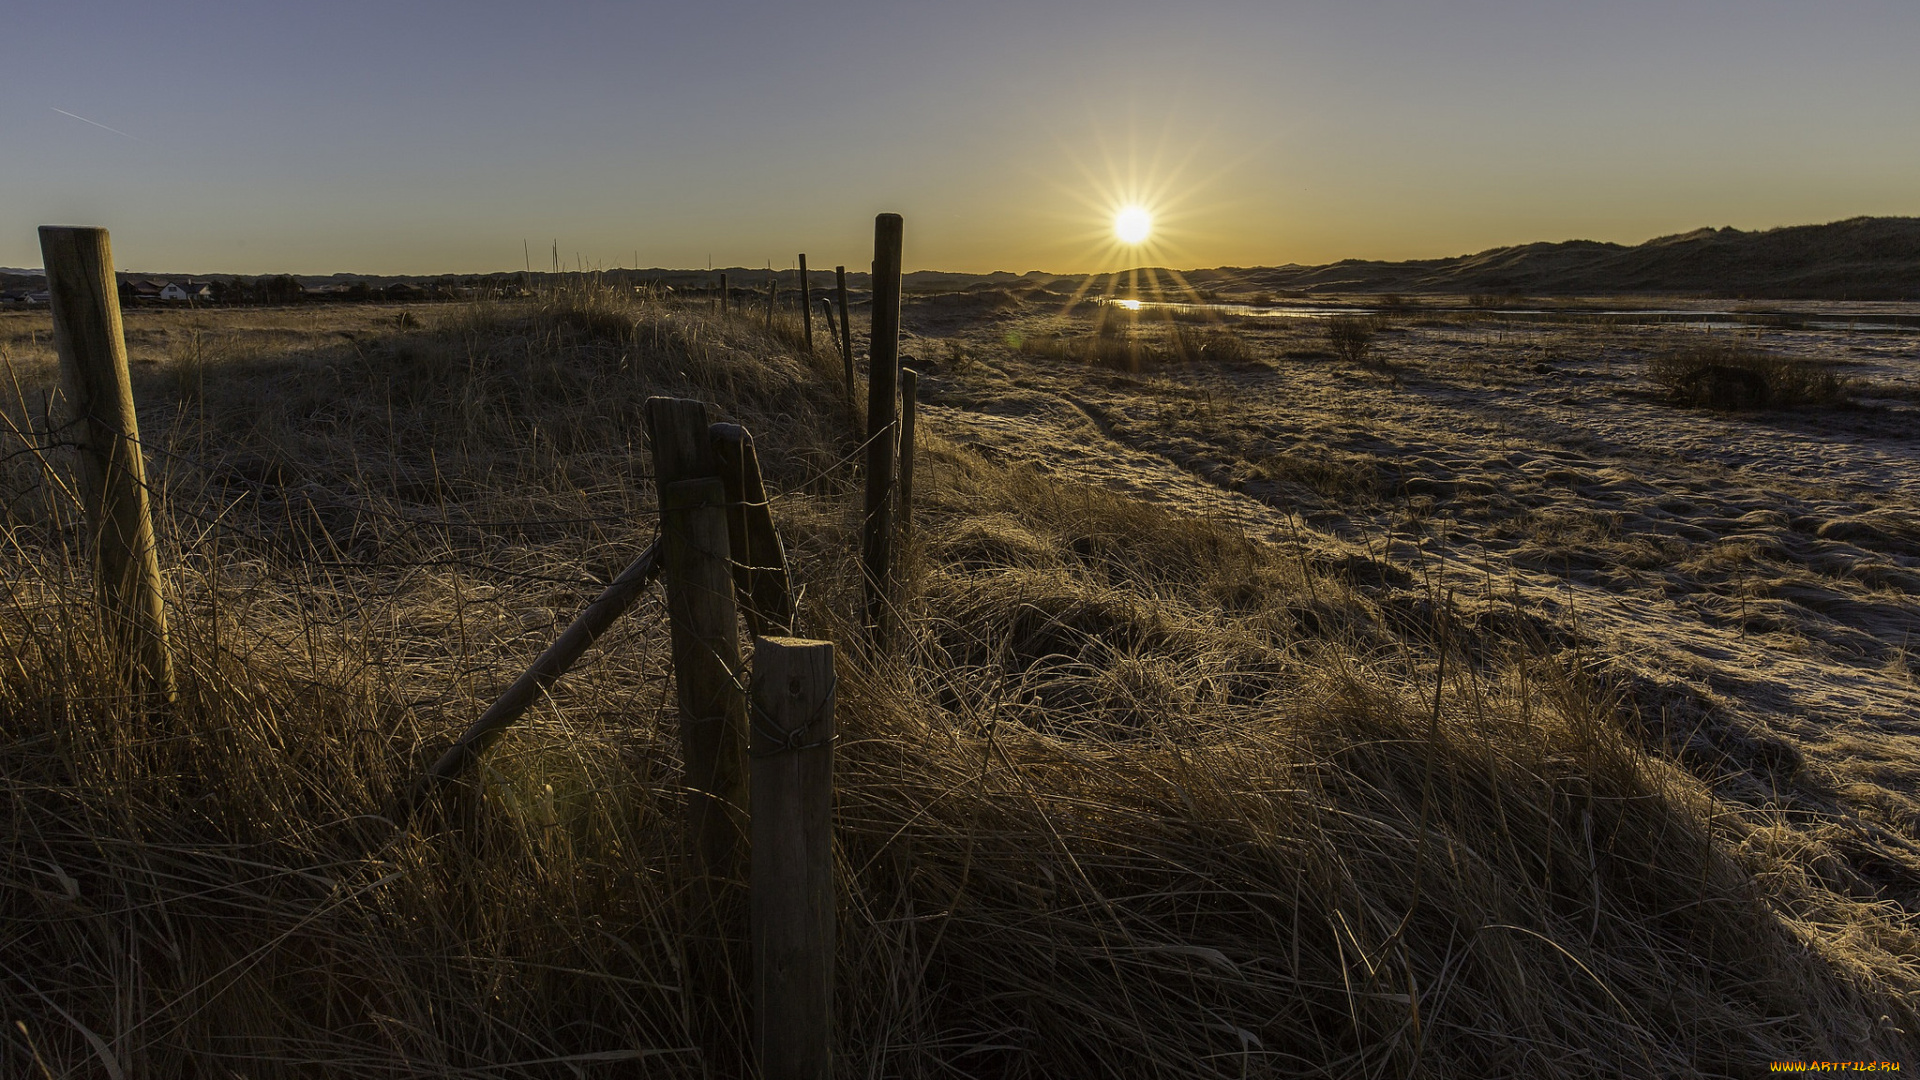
[910,302,1920,884]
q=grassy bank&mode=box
[1,289,1914,1076]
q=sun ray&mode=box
[1032,104,1267,322]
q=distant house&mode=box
[159,280,213,302]
[381,282,422,299]
[122,278,167,301]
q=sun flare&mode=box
[1114,205,1153,245]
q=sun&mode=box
[1113,205,1153,245]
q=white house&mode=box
[159,280,213,302]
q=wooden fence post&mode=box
[819,298,839,367]
[898,366,918,569]
[648,397,749,880]
[861,215,904,650]
[835,266,854,401]
[40,225,176,706]
[750,636,836,1080]
[710,422,795,637]
[799,254,813,351]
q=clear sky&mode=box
[6,0,1918,276]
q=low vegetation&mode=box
[1017,311,1255,371]
[1,288,1914,1076]
[1324,314,1385,369]
[1647,337,1851,410]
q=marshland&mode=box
[2,279,1916,1075]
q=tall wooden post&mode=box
[647,397,749,880]
[40,226,175,705]
[898,367,918,565]
[835,266,854,399]
[861,214,903,649]
[798,254,813,350]
[750,636,836,1080]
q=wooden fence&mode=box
[40,213,920,1080]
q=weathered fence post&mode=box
[861,214,904,650]
[648,397,749,880]
[719,272,728,315]
[898,366,918,567]
[750,636,836,1080]
[40,225,176,706]
[819,297,839,366]
[835,266,854,400]
[710,422,795,637]
[798,254,813,351]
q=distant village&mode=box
[0,273,539,307]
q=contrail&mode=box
[51,108,140,141]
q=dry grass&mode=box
[2,287,1915,1076]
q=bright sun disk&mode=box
[1114,205,1152,245]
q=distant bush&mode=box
[1169,325,1256,365]
[1325,315,1386,369]
[1647,340,1849,410]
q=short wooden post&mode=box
[898,367,918,563]
[819,298,839,365]
[835,266,854,399]
[798,254,813,351]
[861,215,904,649]
[750,636,836,1080]
[648,397,749,880]
[40,226,176,705]
[718,272,728,315]
[710,422,795,637]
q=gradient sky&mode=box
[7,0,1918,276]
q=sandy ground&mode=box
[901,300,1920,854]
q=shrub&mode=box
[1021,331,1151,371]
[1169,325,1256,365]
[1647,339,1849,410]
[1325,315,1385,368]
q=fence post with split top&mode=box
[710,422,795,637]
[648,397,749,879]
